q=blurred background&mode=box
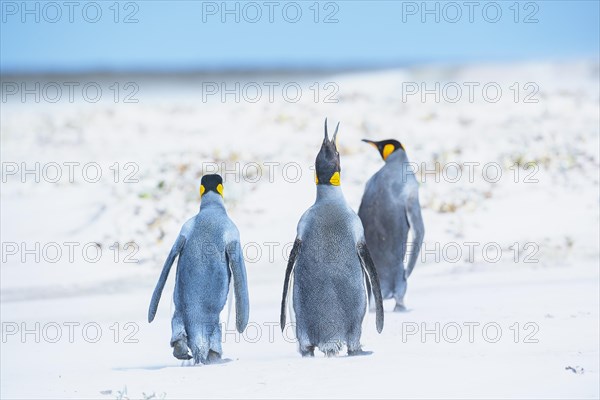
[1,1,599,399]
[1,1,599,72]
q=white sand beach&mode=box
[1,60,599,398]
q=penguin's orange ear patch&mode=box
[329,171,340,186]
[217,183,224,196]
[382,144,395,160]
[200,184,206,197]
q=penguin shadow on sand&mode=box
[177,357,233,367]
[113,357,234,372]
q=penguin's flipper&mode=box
[226,241,249,333]
[405,190,425,279]
[357,241,384,333]
[148,234,186,323]
[365,274,372,308]
[280,238,301,332]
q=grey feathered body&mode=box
[358,150,424,306]
[293,186,367,354]
[173,202,233,358]
[149,192,249,364]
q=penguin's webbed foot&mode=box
[300,346,315,357]
[174,352,193,360]
[348,349,373,357]
[393,303,408,312]
[206,350,222,364]
[172,339,192,360]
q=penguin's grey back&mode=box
[359,157,418,295]
[175,204,234,324]
[293,199,367,345]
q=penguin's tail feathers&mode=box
[191,342,210,365]
[318,340,343,357]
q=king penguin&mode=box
[358,139,425,312]
[148,174,249,364]
[280,119,384,357]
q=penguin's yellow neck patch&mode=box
[315,173,319,185]
[329,171,340,186]
[382,144,395,160]
[200,184,224,197]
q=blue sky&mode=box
[1,0,599,72]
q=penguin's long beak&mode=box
[362,139,378,149]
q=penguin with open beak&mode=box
[280,119,384,357]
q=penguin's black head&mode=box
[315,118,341,186]
[200,174,224,197]
[362,139,405,161]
